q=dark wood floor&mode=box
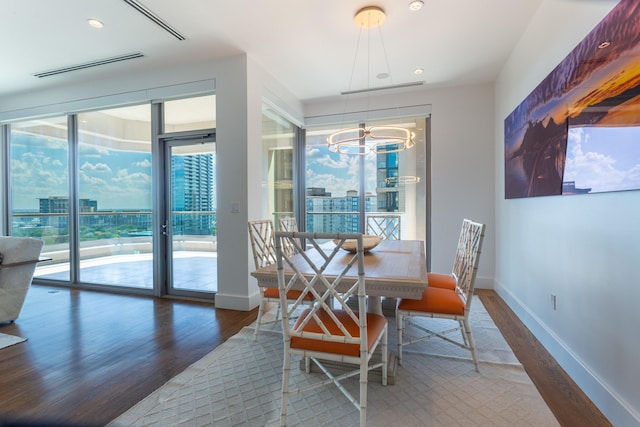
[0,286,611,426]
[475,289,612,427]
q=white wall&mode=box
[422,84,495,287]
[495,1,640,425]
[304,83,496,287]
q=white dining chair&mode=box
[275,231,388,427]
[248,219,313,340]
[427,218,473,291]
[396,219,485,371]
[278,216,298,257]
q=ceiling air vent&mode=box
[123,0,186,41]
[33,53,145,78]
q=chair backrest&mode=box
[366,214,401,240]
[248,220,276,270]
[278,217,299,257]
[278,216,298,232]
[452,219,485,309]
[275,232,368,352]
[450,221,468,280]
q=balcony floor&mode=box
[35,251,218,293]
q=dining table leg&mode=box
[367,296,383,315]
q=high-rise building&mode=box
[38,197,98,229]
[171,154,214,235]
[39,197,98,213]
[305,187,375,233]
[376,149,400,212]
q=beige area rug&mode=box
[109,297,559,426]
[0,332,26,350]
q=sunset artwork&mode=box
[504,0,640,199]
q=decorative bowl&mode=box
[334,235,383,253]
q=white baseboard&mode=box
[215,289,261,311]
[494,281,640,427]
[474,275,494,289]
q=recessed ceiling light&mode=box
[87,18,104,28]
[409,0,424,11]
[414,68,424,75]
[598,41,611,49]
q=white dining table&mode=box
[250,239,428,315]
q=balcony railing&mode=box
[305,211,405,235]
[11,211,217,264]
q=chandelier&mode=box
[327,6,416,156]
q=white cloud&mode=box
[307,147,322,157]
[81,161,112,173]
[315,154,349,169]
[112,169,152,185]
[307,171,359,198]
[79,171,109,186]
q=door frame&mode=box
[156,131,216,300]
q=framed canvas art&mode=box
[504,0,640,199]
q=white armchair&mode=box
[0,236,44,323]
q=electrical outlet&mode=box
[551,294,557,310]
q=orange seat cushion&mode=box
[427,272,456,290]
[397,286,464,316]
[263,287,314,301]
[290,309,387,357]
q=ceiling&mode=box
[1,0,544,105]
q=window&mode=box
[77,105,153,288]
[5,94,217,296]
[304,117,427,240]
[10,117,70,280]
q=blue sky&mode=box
[305,135,378,198]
